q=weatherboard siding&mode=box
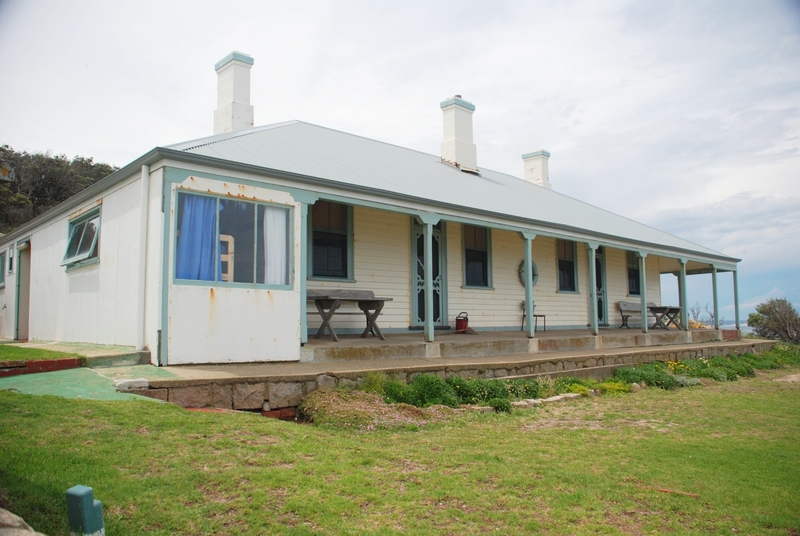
[307,207,411,331]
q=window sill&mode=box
[64,257,100,272]
[557,289,580,294]
[308,276,357,283]
[462,285,495,290]
[173,278,292,291]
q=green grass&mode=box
[0,345,84,362]
[2,369,799,535]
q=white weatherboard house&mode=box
[0,52,742,365]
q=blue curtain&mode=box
[176,194,218,281]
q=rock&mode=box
[232,382,266,410]
[525,399,543,406]
[316,374,336,389]
[561,393,582,400]
[269,382,304,409]
[542,395,564,403]
[114,378,150,390]
[630,383,642,392]
[511,400,531,408]
[0,508,47,535]
[169,385,211,408]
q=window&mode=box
[0,252,5,287]
[557,239,577,292]
[463,225,490,287]
[627,251,640,296]
[6,247,12,274]
[311,200,351,279]
[62,210,100,268]
[175,192,290,286]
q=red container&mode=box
[455,312,469,333]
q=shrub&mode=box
[597,381,630,395]
[487,397,511,413]
[614,365,677,390]
[567,383,590,396]
[673,375,703,387]
[506,378,539,400]
[537,376,557,398]
[361,371,388,395]
[384,379,415,405]
[407,374,460,408]
[747,298,800,344]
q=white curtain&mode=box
[263,206,289,285]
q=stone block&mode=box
[561,393,582,400]
[130,388,167,401]
[316,374,336,389]
[511,400,530,408]
[518,366,531,375]
[542,395,564,403]
[584,358,597,368]
[114,378,150,391]
[338,378,356,388]
[210,384,233,409]
[494,369,508,378]
[269,382,304,409]
[169,385,211,408]
[232,382,265,410]
[526,399,543,406]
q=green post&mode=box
[586,242,598,336]
[423,221,434,342]
[679,258,688,330]
[733,269,740,330]
[711,264,719,330]
[638,252,648,334]
[521,232,536,338]
[66,485,105,536]
[299,203,309,344]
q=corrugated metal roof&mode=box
[166,121,733,261]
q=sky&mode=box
[1,0,798,324]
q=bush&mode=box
[597,381,630,395]
[567,383,590,396]
[405,374,460,408]
[614,365,677,390]
[747,298,800,344]
[506,378,539,400]
[487,397,511,413]
[361,371,388,395]
[673,375,703,387]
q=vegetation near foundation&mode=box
[2,349,799,534]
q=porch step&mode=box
[303,329,734,363]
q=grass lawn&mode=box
[0,345,84,362]
[1,369,799,535]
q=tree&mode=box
[0,145,118,233]
[747,299,800,344]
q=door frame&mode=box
[15,239,31,341]
[410,220,448,328]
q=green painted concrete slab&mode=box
[0,368,162,402]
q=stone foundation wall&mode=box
[131,340,775,412]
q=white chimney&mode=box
[522,149,551,189]
[213,51,254,135]
[440,95,478,172]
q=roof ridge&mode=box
[166,121,302,152]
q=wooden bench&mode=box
[617,300,657,329]
[307,290,393,342]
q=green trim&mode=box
[556,239,579,293]
[439,97,475,111]
[61,207,101,268]
[65,257,100,272]
[0,252,5,288]
[13,245,19,340]
[160,180,173,366]
[461,224,492,289]
[410,220,448,330]
[308,276,357,283]
[214,51,254,71]
[521,149,551,159]
[300,203,309,344]
[171,190,294,289]
[307,201,354,280]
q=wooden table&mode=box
[649,306,683,330]
[307,290,393,342]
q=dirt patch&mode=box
[774,373,800,383]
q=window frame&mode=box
[0,251,5,288]
[173,191,293,290]
[462,224,493,289]
[308,200,355,282]
[627,251,641,296]
[61,208,102,269]
[556,239,579,293]
[7,246,13,275]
